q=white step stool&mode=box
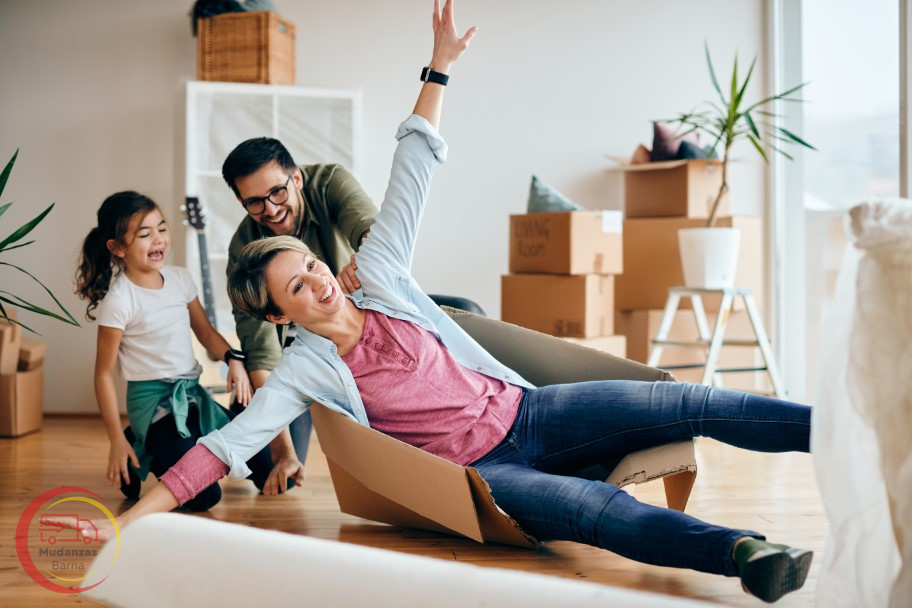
[646,286,786,398]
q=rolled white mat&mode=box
[82,513,711,608]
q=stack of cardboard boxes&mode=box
[501,211,627,357]
[0,311,47,437]
[613,160,765,390]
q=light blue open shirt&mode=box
[200,115,534,479]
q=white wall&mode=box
[0,0,766,413]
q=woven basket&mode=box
[197,11,295,85]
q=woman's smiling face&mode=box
[264,249,344,327]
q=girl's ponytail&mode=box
[75,191,158,320]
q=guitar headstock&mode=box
[182,196,207,231]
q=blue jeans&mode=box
[470,381,811,576]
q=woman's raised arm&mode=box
[412,0,477,130]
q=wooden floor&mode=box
[1,416,827,607]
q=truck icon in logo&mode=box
[39,514,97,545]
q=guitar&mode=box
[182,196,218,329]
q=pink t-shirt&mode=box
[341,310,522,466]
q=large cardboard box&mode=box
[509,211,623,275]
[502,274,614,338]
[612,159,727,219]
[615,216,763,311]
[311,404,537,548]
[0,366,44,437]
[561,335,627,359]
[0,316,22,375]
[615,309,765,392]
[18,337,47,372]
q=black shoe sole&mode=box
[740,548,813,603]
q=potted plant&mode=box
[0,149,79,332]
[671,43,815,288]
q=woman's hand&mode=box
[336,253,361,294]
[262,457,305,496]
[108,437,139,487]
[227,359,252,406]
[43,514,119,543]
[428,0,477,74]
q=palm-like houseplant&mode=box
[674,43,815,227]
[668,44,815,288]
[0,150,79,333]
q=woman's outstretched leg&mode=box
[512,381,810,475]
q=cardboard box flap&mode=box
[605,159,723,172]
[326,460,475,538]
[465,468,539,548]
[311,404,484,542]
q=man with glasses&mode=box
[221,137,377,487]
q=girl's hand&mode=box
[42,514,118,543]
[108,437,139,487]
[336,253,360,294]
[428,0,477,74]
[227,359,252,406]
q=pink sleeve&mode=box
[159,444,229,505]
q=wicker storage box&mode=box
[197,11,295,85]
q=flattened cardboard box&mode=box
[509,211,623,275]
[310,404,537,548]
[615,216,762,311]
[0,366,43,437]
[18,337,47,372]
[609,159,727,219]
[501,274,614,338]
[0,317,22,375]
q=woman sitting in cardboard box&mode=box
[55,1,813,602]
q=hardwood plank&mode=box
[0,416,827,606]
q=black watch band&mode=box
[420,66,449,86]
[223,348,246,364]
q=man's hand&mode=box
[336,253,361,294]
[262,457,305,496]
[226,359,252,406]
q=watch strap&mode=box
[420,66,449,86]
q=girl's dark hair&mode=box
[221,137,297,198]
[75,191,158,320]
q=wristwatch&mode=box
[420,66,449,86]
[223,348,246,364]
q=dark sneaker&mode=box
[739,546,813,603]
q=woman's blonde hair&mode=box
[228,235,312,321]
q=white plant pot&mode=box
[678,227,741,288]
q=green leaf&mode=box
[0,203,54,250]
[747,134,769,163]
[0,261,79,325]
[770,144,795,161]
[0,240,35,254]
[729,53,739,114]
[0,202,11,220]
[704,41,727,105]
[0,296,39,334]
[777,126,817,150]
[735,56,757,109]
[0,149,18,200]
[744,112,761,139]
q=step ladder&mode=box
[646,287,786,399]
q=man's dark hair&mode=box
[221,137,297,197]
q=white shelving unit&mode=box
[182,80,362,333]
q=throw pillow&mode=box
[527,175,584,213]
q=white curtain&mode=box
[813,199,912,608]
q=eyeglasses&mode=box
[241,174,293,215]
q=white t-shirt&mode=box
[96,266,200,381]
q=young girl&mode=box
[75,191,279,511]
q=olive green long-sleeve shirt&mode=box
[226,164,377,371]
